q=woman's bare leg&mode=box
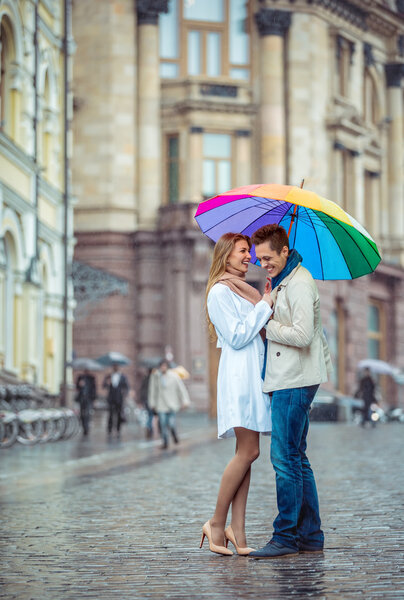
[230,465,252,547]
[210,428,259,546]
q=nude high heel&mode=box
[200,520,233,556]
[224,525,255,556]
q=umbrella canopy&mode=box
[96,351,131,367]
[66,357,104,371]
[139,356,177,369]
[195,183,381,280]
[357,358,399,376]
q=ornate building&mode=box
[72,0,404,409]
[0,0,74,394]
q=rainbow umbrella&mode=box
[194,183,381,280]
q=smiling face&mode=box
[227,239,251,274]
[255,241,289,279]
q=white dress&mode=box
[207,283,273,439]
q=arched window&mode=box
[0,16,15,137]
[363,69,380,126]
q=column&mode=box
[235,130,252,187]
[385,64,404,240]
[137,1,168,228]
[255,9,291,184]
[187,127,203,202]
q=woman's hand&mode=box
[262,278,273,307]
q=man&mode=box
[103,364,129,437]
[75,369,96,436]
[148,359,190,449]
[249,224,332,559]
[356,367,377,427]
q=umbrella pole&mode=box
[287,179,304,238]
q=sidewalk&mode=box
[1,417,404,599]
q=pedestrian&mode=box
[148,359,190,449]
[75,369,96,436]
[355,367,377,427]
[138,367,154,439]
[200,233,273,556]
[249,224,333,559]
[103,364,129,437]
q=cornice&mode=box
[260,0,404,36]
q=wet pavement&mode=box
[1,412,404,599]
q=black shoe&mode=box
[249,540,299,559]
[297,542,324,553]
[171,428,179,444]
[160,442,168,450]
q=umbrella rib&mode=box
[320,213,379,276]
[202,203,269,234]
[305,209,325,280]
[240,204,292,236]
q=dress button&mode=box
[276,352,281,357]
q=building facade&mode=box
[0,0,74,393]
[72,0,404,409]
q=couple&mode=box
[200,224,332,559]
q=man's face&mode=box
[160,362,168,374]
[254,241,289,279]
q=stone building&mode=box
[71,0,404,410]
[0,0,74,393]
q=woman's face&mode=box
[227,240,251,274]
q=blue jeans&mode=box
[270,384,324,550]
[158,411,177,446]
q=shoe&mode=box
[224,525,255,556]
[200,521,233,556]
[249,540,299,559]
[160,442,168,450]
[298,542,324,553]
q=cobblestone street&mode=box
[1,414,403,599]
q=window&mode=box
[0,17,14,137]
[336,35,354,97]
[160,0,250,80]
[167,134,179,204]
[328,299,346,392]
[367,301,385,361]
[202,133,232,198]
[363,70,379,125]
[364,170,380,238]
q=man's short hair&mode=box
[251,224,289,254]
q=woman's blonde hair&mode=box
[205,233,251,339]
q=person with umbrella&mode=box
[355,367,378,427]
[102,363,129,438]
[75,369,97,436]
[248,224,333,559]
[200,233,273,556]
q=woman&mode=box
[200,233,273,556]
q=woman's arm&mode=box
[208,285,272,350]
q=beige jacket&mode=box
[148,369,191,413]
[263,264,332,393]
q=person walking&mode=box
[103,364,129,437]
[75,369,96,436]
[356,367,377,427]
[148,360,190,449]
[138,367,154,439]
[200,233,273,556]
[249,224,332,559]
